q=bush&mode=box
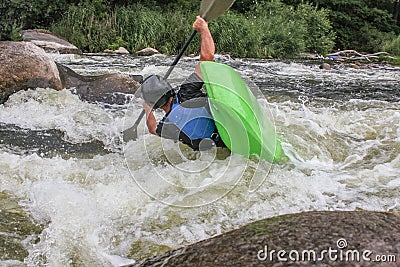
[114,5,194,54]
[51,3,194,54]
[201,1,310,58]
[50,3,117,52]
[244,0,335,57]
[358,24,396,53]
[50,1,336,58]
[2,0,398,57]
[296,3,335,55]
[212,11,262,58]
[315,0,400,52]
[0,0,68,41]
[383,35,400,56]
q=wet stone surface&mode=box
[132,211,399,267]
[0,123,110,159]
[0,192,43,262]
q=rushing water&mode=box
[0,53,399,266]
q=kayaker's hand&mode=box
[193,16,208,35]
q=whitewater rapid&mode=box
[0,53,399,266]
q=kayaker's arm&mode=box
[193,16,215,78]
[143,102,157,135]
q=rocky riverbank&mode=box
[129,211,399,267]
[0,29,149,105]
[2,29,397,105]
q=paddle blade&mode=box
[122,109,145,142]
[200,0,236,21]
[123,126,138,142]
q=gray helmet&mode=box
[136,75,174,109]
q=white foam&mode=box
[1,55,399,266]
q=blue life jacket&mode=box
[165,96,215,140]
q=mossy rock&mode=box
[0,191,43,262]
[128,211,399,267]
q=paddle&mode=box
[123,0,235,142]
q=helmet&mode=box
[136,75,174,109]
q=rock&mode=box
[0,41,142,105]
[136,47,160,56]
[131,211,400,267]
[0,191,43,262]
[21,29,81,54]
[0,41,63,104]
[349,63,361,69]
[115,47,130,54]
[0,122,110,159]
[0,41,141,105]
[104,47,130,54]
[320,62,331,70]
[56,63,142,104]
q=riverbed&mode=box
[0,53,399,266]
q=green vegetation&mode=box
[0,0,70,41]
[49,4,196,54]
[1,0,400,58]
[384,34,400,56]
[313,0,399,53]
[48,1,335,57]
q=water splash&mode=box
[0,54,399,266]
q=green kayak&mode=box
[200,62,283,162]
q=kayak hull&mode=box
[200,62,283,162]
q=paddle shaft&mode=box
[164,30,197,80]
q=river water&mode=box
[0,53,399,266]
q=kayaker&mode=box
[136,16,225,151]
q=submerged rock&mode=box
[319,62,331,70]
[0,122,110,159]
[0,41,63,104]
[57,63,142,104]
[131,211,399,267]
[0,191,43,262]
[22,29,81,54]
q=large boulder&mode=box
[131,211,400,267]
[0,41,142,105]
[22,29,81,54]
[56,63,142,104]
[0,41,63,103]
